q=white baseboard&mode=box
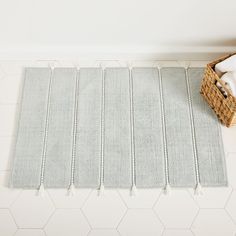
[0,45,235,61]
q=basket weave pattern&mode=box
[200,53,236,127]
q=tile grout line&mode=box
[42,207,57,229]
[42,228,47,236]
[152,191,163,209]
[8,188,23,209]
[80,207,93,230]
[8,208,20,230]
[224,189,236,227]
[46,189,57,209]
[116,190,130,209]
[152,208,166,231]
[223,187,234,209]
[116,208,129,231]
[185,68,202,194]
[157,67,170,193]
[225,207,236,226]
[189,206,200,227]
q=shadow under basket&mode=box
[200,53,236,127]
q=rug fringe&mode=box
[164,183,171,195]
[194,183,203,195]
[67,184,76,197]
[97,183,105,196]
[37,184,45,197]
[130,185,137,196]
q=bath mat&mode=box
[11,67,227,191]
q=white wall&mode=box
[0,0,236,59]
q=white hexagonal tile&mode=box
[157,61,180,68]
[226,190,236,223]
[82,190,127,228]
[189,61,209,67]
[191,209,236,236]
[0,104,17,136]
[57,60,78,67]
[226,153,236,188]
[118,189,161,208]
[15,229,45,236]
[154,190,199,228]
[0,65,6,79]
[10,190,55,228]
[162,229,194,236]
[221,126,236,153]
[88,229,120,236]
[0,61,26,76]
[0,75,22,104]
[0,171,21,208]
[33,60,60,68]
[118,209,163,236]
[188,187,232,208]
[0,137,15,171]
[0,209,17,236]
[176,61,191,68]
[44,209,90,236]
[47,189,91,208]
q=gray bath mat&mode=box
[11,67,227,191]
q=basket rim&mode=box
[207,52,236,68]
[206,52,236,102]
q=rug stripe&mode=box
[161,68,196,187]
[158,68,170,189]
[11,68,51,188]
[185,68,201,188]
[129,68,136,189]
[69,69,80,188]
[132,68,165,187]
[44,68,77,188]
[38,67,53,190]
[74,68,102,187]
[188,68,227,186]
[104,68,131,187]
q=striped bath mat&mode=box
[11,67,227,193]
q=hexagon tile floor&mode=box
[1,60,236,236]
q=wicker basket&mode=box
[200,53,236,127]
